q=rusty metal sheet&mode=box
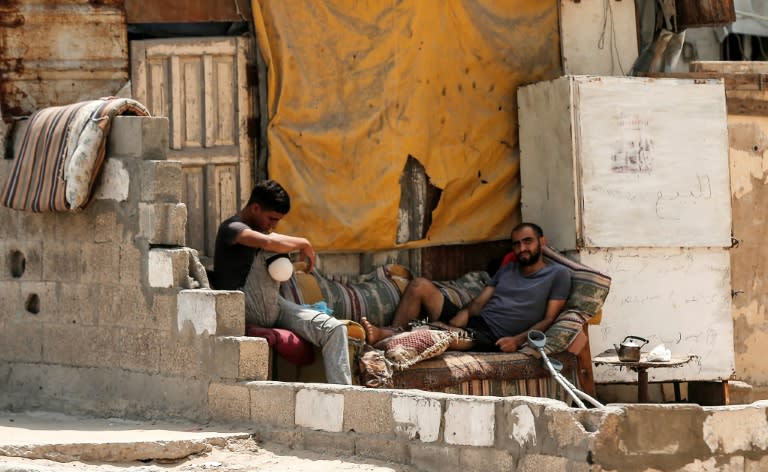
[0,1,128,117]
[125,0,251,23]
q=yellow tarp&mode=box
[252,0,561,251]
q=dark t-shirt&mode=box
[478,261,571,339]
[213,215,258,290]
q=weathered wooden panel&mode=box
[125,0,251,23]
[675,0,735,28]
[132,37,253,261]
[421,241,512,281]
[0,0,128,116]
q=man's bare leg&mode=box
[390,277,447,328]
[362,277,447,345]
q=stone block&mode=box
[444,397,497,446]
[42,324,109,367]
[149,292,176,331]
[343,389,394,434]
[0,319,42,362]
[215,336,269,381]
[51,211,93,243]
[16,212,48,239]
[140,160,183,203]
[92,209,122,243]
[42,242,82,282]
[410,443,461,472]
[19,281,57,320]
[392,393,442,443]
[159,332,211,378]
[138,202,186,246]
[93,158,130,203]
[255,429,303,448]
[728,380,754,405]
[295,388,344,432]
[106,116,168,160]
[177,289,244,336]
[0,208,18,239]
[249,382,297,427]
[354,437,409,464]
[302,430,355,456]
[702,404,768,455]
[745,455,768,471]
[208,382,251,423]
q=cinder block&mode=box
[249,382,297,427]
[302,430,355,456]
[119,244,143,285]
[105,285,154,329]
[354,437,409,464]
[42,324,110,367]
[93,158,130,203]
[116,327,162,373]
[295,388,344,432]
[4,240,42,281]
[51,212,93,242]
[215,336,269,380]
[177,289,244,336]
[138,202,187,246]
[80,243,120,284]
[159,332,211,378]
[55,283,100,326]
[444,398,497,446]
[0,319,42,362]
[42,242,82,282]
[343,389,394,434]
[148,248,190,288]
[92,209,122,243]
[106,116,168,160]
[702,404,768,455]
[410,443,461,472]
[16,212,49,239]
[208,382,251,423]
[460,447,516,471]
[0,281,22,321]
[746,455,768,471]
[0,208,18,239]
[149,292,176,331]
[19,281,57,321]
[392,394,443,443]
[518,454,571,472]
[140,160,183,203]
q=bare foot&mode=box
[361,317,396,345]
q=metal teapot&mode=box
[613,336,649,362]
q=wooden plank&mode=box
[237,36,253,204]
[421,240,511,281]
[692,61,768,75]
[125,0,251,24]
[183,58,203,147]
[169,56,183,149]
[675,0,735,28]
[183,168,205,254]
[203,54,215,148]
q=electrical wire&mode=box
[736,9,768,23]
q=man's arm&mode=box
[495,298,566,353]
[235,228,316,271]
[448,285,495,327]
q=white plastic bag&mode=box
[647,343,671,362]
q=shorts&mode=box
[437,296,498,352]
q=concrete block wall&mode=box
[0,116,268,420]
[210,381,768,472]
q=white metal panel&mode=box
[518,77,579,250]
[574,76,732,248]
[579,247,735,383]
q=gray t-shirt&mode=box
[478,261,571,339]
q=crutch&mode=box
[527,330,604,409]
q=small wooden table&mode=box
[593,350,696,403]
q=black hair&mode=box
[511,222,544,238]
[247,180,291,214]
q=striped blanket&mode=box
[2,98,149,212]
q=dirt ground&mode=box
[0,437,417,471]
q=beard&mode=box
[516,245,542,267]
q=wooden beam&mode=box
[675,0,735,28]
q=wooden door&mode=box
[131,37,253,265]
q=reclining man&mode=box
[213,179,352,384]
[362,222,571,352]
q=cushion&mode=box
[433,270,491,308]
[517,246,612,357]
[246,325,315,365]
[280,264,412,326]
[374,329,457,370]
